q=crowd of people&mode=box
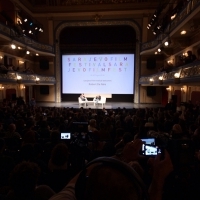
[0,99,200,199]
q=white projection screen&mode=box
[62,54,134,94]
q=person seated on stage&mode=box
[94,95,101,104]
[80,93,88,106]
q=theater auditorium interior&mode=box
[1,0,200,200]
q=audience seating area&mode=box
[0,99,200,199]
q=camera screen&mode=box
[141,138,155,151]
[61,133,71,139]
[143,145,160,156]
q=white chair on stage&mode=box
[78,97,87,107]
[94,97,106,108]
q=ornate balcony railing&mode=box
[139,61,200,85]
[0,22,54,54]
[141,0,200,52]
[0,71,56,85]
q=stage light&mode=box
[158,48,161,52]
[36,53,39,56]
[171,14,177,20]
[181,30,186,35]
[30,22,33,26]
[26,51,30,54]
[24,18,28,22]
[11,44,16,49]
[164,41,169,46]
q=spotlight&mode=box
[29,22,33,26]
[164,41,169,46]
[11,44,16,49]
[26,51,30,54]
[158,48,161,52]
[24,18,28,22]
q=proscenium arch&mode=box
[55,20,140,103]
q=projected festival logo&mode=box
[66,55,129,72]
[62,54,134,94]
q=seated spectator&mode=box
[88,119,98,133]
[176,55,185,67]
[170,124,183,139]
[6,161,55,200]
[4,123,21,139]
[184,50,197,64]
[29,98,36,108]
[45,143,74,193]
[144,117,154,128]
[0,138,15,195]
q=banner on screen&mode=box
[62,54,134,94]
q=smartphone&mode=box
[61,133,71,139]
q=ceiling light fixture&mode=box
[11,44,16,49]
[181,30,187,35]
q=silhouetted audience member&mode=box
[45,143,73,193]
[6,161,55,200]
[185,50,197,64]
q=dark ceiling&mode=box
[59,25,136,54]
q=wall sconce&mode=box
[166,87,171,91]
[174,73,180,84]
[181,87,185,93]
[158,76,163,85]
[17,75,22,84]
[20,85,25,90]
[0,86,4,90]
[167,60,173,65]
[149,78,154,85]
[35,77,40,84]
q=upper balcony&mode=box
[139,60,200,86]
[141,0,200,55]
[0,22,55,56]
[0,71,56,85]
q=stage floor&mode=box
[37,101,163,109]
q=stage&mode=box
[37,101,163,109]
